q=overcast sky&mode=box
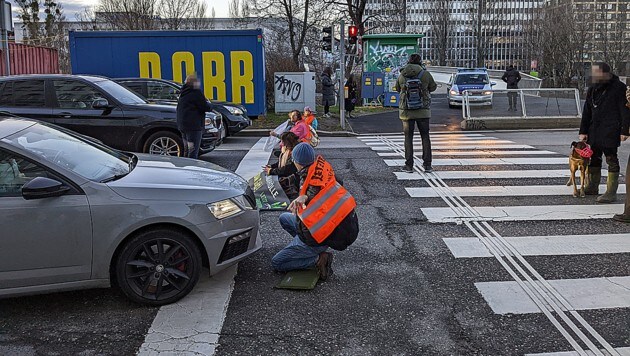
[10,0,231,21]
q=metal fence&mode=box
[461,88,582,121]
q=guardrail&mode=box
[427,66,543,90]
[460,88,583,130]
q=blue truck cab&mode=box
[447,68,496,108]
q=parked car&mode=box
[114,78,251,136]
[0,74,224,156]
[447,68,496,108]
[0,117,261,305]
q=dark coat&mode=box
[502,67,521,89]
[345,79,357,112]
[176,84,213,132]
[321,73,335,103]
[580,75,630,149]
[269,153,298,178]
[296,166,359,251]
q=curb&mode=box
[240,129,357,137]
[461,117,581,131]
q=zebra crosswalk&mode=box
[360,131,630,356]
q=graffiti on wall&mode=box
[366,41,417,86]
[274,74,302,102]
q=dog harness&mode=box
[575,144,593,158]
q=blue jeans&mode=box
[181,130,203,159]
[272,213,328,272]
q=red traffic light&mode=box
[348,26,358,38]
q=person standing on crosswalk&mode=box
[394,54,438,173]
[613,86,630,222]
[579,62,630,204]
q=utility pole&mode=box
[0,0,10,76]
[339,19,346,130]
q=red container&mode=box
[0,42,59,75]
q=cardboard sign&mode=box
[249,172,291,211]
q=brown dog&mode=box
[567,141,590,197]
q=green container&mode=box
[362,34,424,91]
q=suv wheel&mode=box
[115,229,203,306]
[144,131,183,156]
[221,118,229,138]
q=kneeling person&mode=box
[272,143,359,280]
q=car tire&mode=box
[115,228,203,306]
[449,103,457,109]
[222,118,229,138]
[144,131,184,156]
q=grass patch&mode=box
[251,105,396,130]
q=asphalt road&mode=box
[2,130,629,356]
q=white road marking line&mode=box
[359,133,486,139]
[361,136,500,142]
[139,138,271,356]
[422,204,624,223]
[366,139,515,146]
[407,184,624,197]
[378,150,559,157]
[373,144,535,151]
[385,157,567,167]
[394,170,608,180]
[525,347,630,356]
[443,234,630,258]
[475,276,630,315]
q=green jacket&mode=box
[394,64,437,120]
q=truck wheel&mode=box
[144,131,183,156]
[115,228,203,306]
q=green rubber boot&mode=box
[584,167,601,195]
[597,172,619,203]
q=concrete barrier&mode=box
[461,117,581,131]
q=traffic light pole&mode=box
[339,20,346,130]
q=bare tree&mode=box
[95,0,158,30]
[159,0,208,30]
[468,0,498,68]
[595,3,630,75]
[429,0,452,66]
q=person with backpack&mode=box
[322,67,335,118]
[303,106,318,130]
[394,54,438,173]
[502,65,522,111]
[271,143,359,280]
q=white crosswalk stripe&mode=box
[370,132,630,355]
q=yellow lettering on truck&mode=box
[202,52,227,101]
[139,52,161,78]
[172,52,195,84]
[230,51,254,104]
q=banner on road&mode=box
[248,172,290,210]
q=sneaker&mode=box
[423,165,434,173]
[401,165,414,173]
[316,252,333,281]
[613,213,630,223]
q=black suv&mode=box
[0,75,223,156]
[114,78,251,136]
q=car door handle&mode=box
[59,112,73,118]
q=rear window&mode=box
[455,74,489,86]
[119,81,145,97]
[0,80,46,107]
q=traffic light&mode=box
[321,26,332,51]
[348,25,358,45]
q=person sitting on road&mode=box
[264,132,299,178]
[270,110,310,143]
[303,106,318,130]
[272,143,359,280]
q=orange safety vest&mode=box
[298,156,357,243]
[304,114,316,126]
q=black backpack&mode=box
[403,70,429,110]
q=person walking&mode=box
[612,86,630,222]
[272,143,359,280]
[345,74,357,119]
[394,53,437,173]
[502,65,521,111]
[322,67,335,118]
[580,62,630,205]
[176,74,213,159]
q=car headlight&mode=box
[232,195,254,210]
[205,113,217,129]
[208,199,242,219]
[483,91,492,95]
[225,106,244,115]
[450,90,459,96]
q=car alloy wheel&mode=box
[149,137,180,156]
[116,229,202,305]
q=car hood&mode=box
[454,84,486,93]
[106,154,248,202]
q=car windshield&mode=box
[455,74,489,85]
[2,123,133,182]
[93,80,147,105]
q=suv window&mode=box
[119,82,145,97]
[53,80,106,109]
[147,82,179,100]
[0,150,54,197]
[0,80,46,107]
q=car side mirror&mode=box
[491,81,497,86]
[22,177,70,200]
[92,98,110,109]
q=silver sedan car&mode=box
[0,117,261,305]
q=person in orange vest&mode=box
[303,106,318,130]
[271,143,359,280]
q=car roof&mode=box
[0,74,111,83]
[0,117,37,139]
[456,68,488,75]
[115,77,180,84]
